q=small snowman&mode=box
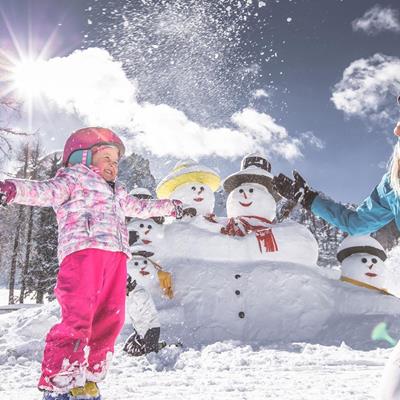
[336,235,389,294]
[125,250,173,356]
[156,159,221,219]
[127,188,165,250]
[221,153,282,253]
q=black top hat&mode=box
[223,153,281,201]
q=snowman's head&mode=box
[170,182,215,215]
[341,252,387,289]
[128,256,156,287]
[226,182,276,220]
[128,219,163,247]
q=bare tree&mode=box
[0,97,30,166]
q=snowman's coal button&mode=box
[238,311,245,318]
[235,274,241,279]
[235,290,241,295]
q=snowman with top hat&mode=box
[221,153,282,253]
[336,235,389,294]
[156,159,221,228]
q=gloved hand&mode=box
[182,207,197,218]
[272,171,317,210]
[158,270,174,299]
[123,327,161,356]
[0,181,16,206]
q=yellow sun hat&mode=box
[156,159,221,199]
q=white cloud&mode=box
[299,131,325,150]
[352,5,400,35]
[13,48,307,160]
[331,53,400,123]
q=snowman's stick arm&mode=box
[147,257,163,271]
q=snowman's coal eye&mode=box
[372,258,378,264]
[239,189,244,193]
[134,262,139,266]
[249,188,254,193]
[148,225,152,229]
[144,260,147,264]
[200,186,204,190]
[361,258,368,263]
[191,186,196,191]
[139,223,144,228]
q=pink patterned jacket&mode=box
[8,164,178,263]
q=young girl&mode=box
[273,121,400,400]
[0,127,184,400]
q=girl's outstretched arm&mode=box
[122,194,182,220]
[311,173,394,235]
[5,168,74,207]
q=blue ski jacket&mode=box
[311,173,400,235]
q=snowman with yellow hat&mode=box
[156,159,221,226]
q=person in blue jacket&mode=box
[273,121,400,400]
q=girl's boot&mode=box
[69,381,101,400]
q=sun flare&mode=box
[11,57,47,100]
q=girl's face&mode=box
[91,146,119,181]
[395,122,400,137]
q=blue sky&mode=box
[0,0,399,204]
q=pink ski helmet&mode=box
[62,127,125,166]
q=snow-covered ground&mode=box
[0,338,391,400]
[0,286,396,400]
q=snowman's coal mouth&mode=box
[365,272,377,277]
[239,201,253,207]
[142,239,152,244]
[140,269,150,276]
[194,197,204,202]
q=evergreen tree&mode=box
[25,153,60,303]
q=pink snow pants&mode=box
[38,249,127,392]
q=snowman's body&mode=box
[126,256,160,337]
[149,258,400,346]
[158,218,318,264]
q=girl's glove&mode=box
[172,199,197,219]
[272,171,317,210]
[182,207,197,218]
[0,181,16,206]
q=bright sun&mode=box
[10,58,46,100]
